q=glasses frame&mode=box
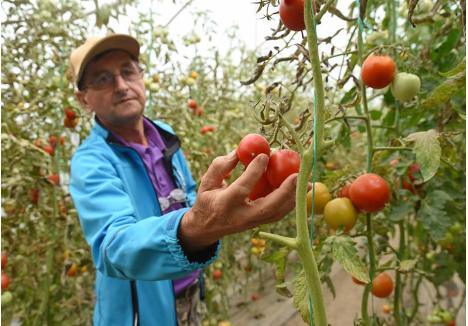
[81,65,144,91]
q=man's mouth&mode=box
[115,98,134,105]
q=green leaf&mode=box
[416,190,453,241]
[292,270,311,324]
[420,71,466,109]
[398,259,417,273]
[440,57,466,77]
[324,235,370,284]
[262,247,289,285]
[370,110,382,120]
[275,282,292,298]
[405,129,441,182]
[388,200,414,222]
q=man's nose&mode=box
[114,74,129,90]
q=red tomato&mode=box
[1,253,7,269]
[447,320,456,326]
[60,135,65,146]
[1,273,9,290]
[64,116,79,129]
[47,174,60,186]
[361,55,396,89]
[194,106,204,116]
[371,272,394,298]
[48,135,57,148]
[338,183,352,198]
[251,293,259,301]
[266,149,300,188]
[64,107,76,120]
[279,0,305,31]
[187,99,197,110]
[407,163,420,182]
[200,125,215,135]
[212,269,222,280]
[237,134,270,166]
[349,173,390,212]
[43,144,55,156]
[248,173,273,200]
[30,188,40,205]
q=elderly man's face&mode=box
[76,50,146,127]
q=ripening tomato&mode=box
[212,269,222,280]
[200,125,215,135]
[391,72,421,102]
[64,116,79,129]
[447,320,456,326]
[1,273,9,290]
[248,172,273,200]
[67,263,77,277]
[237,134,270,166]
[251,293,259,301]
[187,99,198,110]
[194,106,204,116]
[1,253,7,269]
[279,0,305,31]
[382,304,392,314]
[266,149,301,188]
[349,173,390,212]
[361,55,396,89]
[306,182,332,215]
[323,198,357,231]
[371,272,394,298]
[64,107,76,120]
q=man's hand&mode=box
[178,150,298,253]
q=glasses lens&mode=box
[91,72,114,90]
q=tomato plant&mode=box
[349,173,390,212]
[237,133,270,166]
[266,149,300,188]
[361,55,396,89]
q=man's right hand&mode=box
[178,150,298,253]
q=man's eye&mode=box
[94,74,112,86]
[122,69,136,78]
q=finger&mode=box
[223,154,269,202]
[199,150,238,192]
[251,173,298,224]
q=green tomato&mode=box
[366,30,388,44]
[391,72,421,102]
[449,222,463,234]
[1,291,12,305]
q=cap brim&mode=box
[77,34,140,85]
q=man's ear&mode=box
[75,90,93,113]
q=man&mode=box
[69,34,298,326]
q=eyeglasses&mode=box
[158,188,187,211]
[83,65,144,90]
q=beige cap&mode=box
[69,34,140,88]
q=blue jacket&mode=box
[70,118,220,326]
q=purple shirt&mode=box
[109,117,200,296]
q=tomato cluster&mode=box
[361,55,421,102]
[64,107,79,129]
[309,173,390,232]
[236,134,300,200]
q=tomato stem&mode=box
[258,232,297,249]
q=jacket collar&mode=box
[92,116,180,156]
